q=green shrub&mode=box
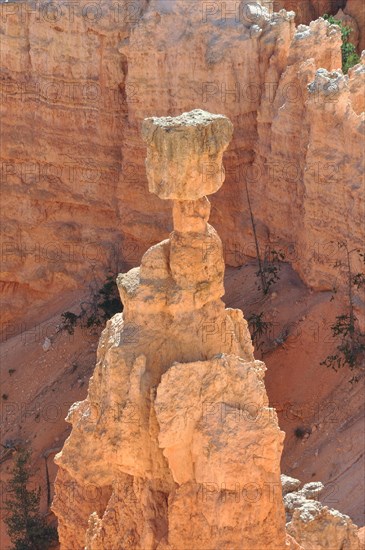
[3,448,58,550]
[60,311,79,335]
[244,179,285,296]
[93,276,121,322]
[320,313,365,377]
[256,249,285,295]
[323,14,360,73]
[321,245,365,382]
[294,426,310,439]
[60,273,121,335]
[247,312,273,353]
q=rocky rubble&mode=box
[282,475,361,549]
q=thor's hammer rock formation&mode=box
[53,110,288,549]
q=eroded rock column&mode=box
[53,110,287,550]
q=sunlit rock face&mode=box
[283,479,361,550]
[2,0,364,335]
[142,110,233,200]
[52,110,288,550]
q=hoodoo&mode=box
[52,110,288,549]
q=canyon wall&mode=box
[1,0,364,332]
[273,1,345,24]
[1,2,364,547]
[123,2,364,294]
[344,0,365,50]
[0,0,147,333]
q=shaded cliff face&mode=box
[273,0,345,24]
[1,0,364,337]
[344,0,365,50]
[274,0,365,50]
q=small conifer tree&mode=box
[4,448,57,550]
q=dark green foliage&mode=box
[320,313,365,375]
[247,312,273,353]
[294,426,310,439]
[321,245,365,382]
[323,14,360,73]
[3,448,58,550]
[256,249,285,295]
[60,273,121,335]
[352,272,365,290]
[60,312,79,335]
[97,276,121,321]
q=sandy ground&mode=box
[0,289,100,548]
[0,263,363,548]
